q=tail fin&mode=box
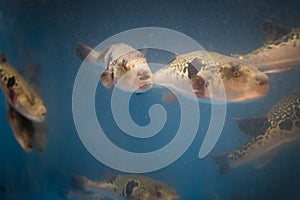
[75,43,100,64]
[210,153,232,175]
[71,175,91,192]
[76,43,93,60]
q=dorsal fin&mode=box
[0,53,7,64]
[187,58,202,79]
[187,62,198,79]
[233,116,270,137]
[263,20,292,44]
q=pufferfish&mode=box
[76,43,152,93]
[211,90,300,174]
[0,54,46,122]
[152,51,269,102]
[60,174,181,200]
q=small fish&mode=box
[61,175,181,200]
[0,54,46,122]
[211,90,300,174]
[76,43,153,93]
[6,105,47,153]
[153,51,269,102]
[237,20,300,72]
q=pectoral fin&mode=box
[8,88,16,104]
[191,74,205,98]
[100,72,114,89]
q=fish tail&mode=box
[75,43,94,61]
[71,175,92,192]
[210,153,232,175]
[0,52,7,64]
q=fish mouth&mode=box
[137,68,152,81]
[136,67,153,91]
[256,76,269,86]
[139,74,151,81]
[137,78,153,92]
[255,73,270,94]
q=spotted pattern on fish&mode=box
[228,90,300,161]
[71,175,180,200]
[108,52,146,73]
[154,50,269,102]
[76,43,153,92]
[168,51,218,80]
[0,69,36,105]
[0,58,46,122]
[247,28,300,56]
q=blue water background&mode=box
[0,0,300,199]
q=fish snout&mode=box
[136,69,153,92]
[38,106,47,120]
[255,73,269,86]
[137,68,152,81]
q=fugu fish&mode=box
[76,42,152,93]
[0,54,46,122]
[61,175,180,200]
[6,105,47,153]
[211,90,300,174]
[236,20,300,72]
[153,51,269,102]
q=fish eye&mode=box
[233,71,240,77]
[122,59,127,66]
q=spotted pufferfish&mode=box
[153,51,269,102]
[60,174,181,200]
[211,90,300,174]
[76,43,153,93]
[0,54,46,122]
